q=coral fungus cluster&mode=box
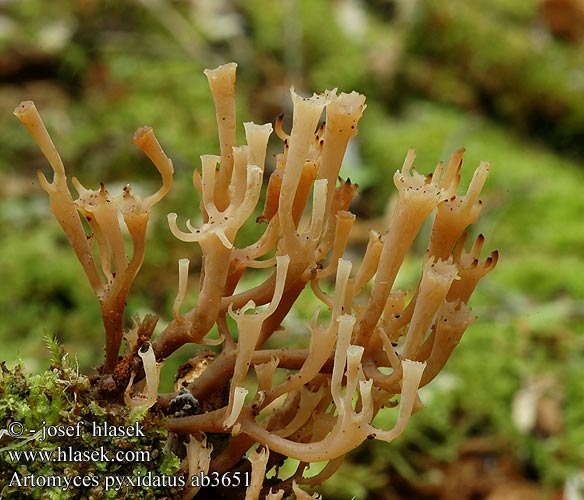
[15,62,497,498]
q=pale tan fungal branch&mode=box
[292,482,323,500]
[318,91,367,217]
[401,256,459,359]
[124,342,161,409]
[245,446,270,500]
[16,62,497,498]
[14,102,175,373]
[204,62,237,206]
[173,258,191,322]
[14,101,102,294]
[183,433,213,500]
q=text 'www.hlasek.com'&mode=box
[2,420,250,492]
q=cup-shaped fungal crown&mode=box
[319,91,367,212]
[327,91,367,132]
[394,149,450,211]
[244,121,273,169]
[430,153,490,258]
[448,232,499,303]
[282,91,329,177]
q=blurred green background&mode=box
[1,0,583,498]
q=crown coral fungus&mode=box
[14,62,497,498]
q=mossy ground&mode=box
[0,337,182,499]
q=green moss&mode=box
[0,341,182,499]
[403,0,584,154]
